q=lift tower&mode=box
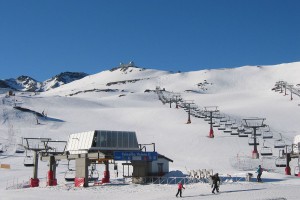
[23,137,51,187]
[204,106,219,138]
[243,118,266,159]
[184,100,194,124]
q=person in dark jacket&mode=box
[175,181,185,197]
[256,165,263,182]
[211,173,220,194]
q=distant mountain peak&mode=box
[52,71,88,83]
[0,72,88,92]
[42,71,89,91]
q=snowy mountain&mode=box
[1,72,88,92]
[41,72,89,91]
[1,61,300,200]
[4,76,41,92]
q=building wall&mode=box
[149,158,169,175]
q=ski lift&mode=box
[198,114,206,118]
[24,156,34,167]
[225,120,232,126]
[88,163,99,182]
[275,150,286,167]
[213,122,220,127]
[231,123,238,130]
[65,169,75,182]
[220,118,227,123]
[204,117,211,121]
[213,114,221,119]
[244,128,252,135]
[294,166,299,176]
[0,143,4,153]
[65,160,75,182]
[231,129,238,136]
[260,140,273,156]
[256,129,262,136]
[274,134,285,148]
[238,128,248,137]
[218,123,226,130]
[15,144,25,153]
[263,129,273,139]
[248,136,259,146]
[223,125,232,133]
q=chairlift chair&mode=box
[260,141,273,156]
[204,117,211,121]
[64,169,76,182]
[294,166,299,176]
[244,128,253,135]
[255,129,262,136]
[199,114,206,118]
[275,157,287,167]
[65,160,76,181]
[274,139,285,148]
[220,118,227,123]
[275,150,287,167]
[213,122,220,127]
[223,125,232,133]
[231,123,238,130]
[231,129,239,136]
[248,137,259,146]
[0,143,4,153]
[238,129,248,137]
[24,156,34,167]
[15,144,25,153]
[218,123,226,130]
[263,131,273,139]
[225,121,232,126]
[213,114,221,119]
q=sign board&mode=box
[114,151,158,161]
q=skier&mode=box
[211,173,220,194]
[256,165,263,182]
[175,181,185,197]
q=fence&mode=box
[6,177,30,190]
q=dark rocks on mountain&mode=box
[51,72,88,83]
[0,80,11,88]
[68,88,119,96]
[110,62,146,72]
[44,72,88,90]
[16,76,39,92]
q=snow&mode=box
[1,62,300,199]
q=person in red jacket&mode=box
[176,181,185,197]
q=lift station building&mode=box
[63,130,173,186]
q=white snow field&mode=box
[1,62,300,200]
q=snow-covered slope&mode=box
[1,62,300,200]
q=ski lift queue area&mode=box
[24,130,173,188]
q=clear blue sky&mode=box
[1,0,300,81]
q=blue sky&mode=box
[0,0,300,81]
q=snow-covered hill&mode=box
[1,62,300,200]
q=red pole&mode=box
[285,166,291,175]
[208,112,214,138]
[285,153,291,175]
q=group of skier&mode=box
[175,165,264,197]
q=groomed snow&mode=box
[1,63,300,199]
